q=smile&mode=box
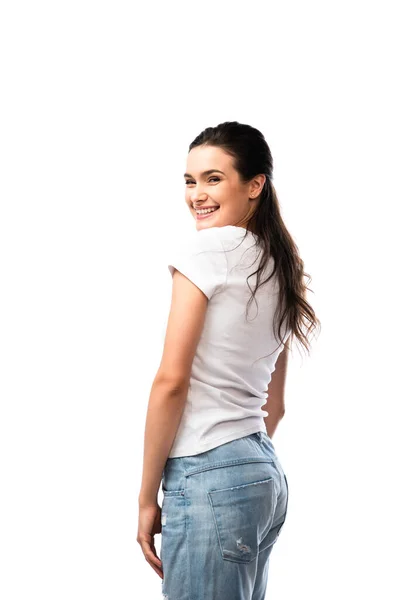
[195,206,220,220]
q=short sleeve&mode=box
[167,228,227,300]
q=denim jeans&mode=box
[160,430,289,600]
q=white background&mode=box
[1,1,399,598]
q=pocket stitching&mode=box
[208,476,274,495]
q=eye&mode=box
[184,177,220,185]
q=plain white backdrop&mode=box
[1,1,399,598]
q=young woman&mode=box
[137,121,320,599]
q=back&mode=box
[167,225,290,458]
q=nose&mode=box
[190,191,208,204]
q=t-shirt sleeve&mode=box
[167,228,227,300]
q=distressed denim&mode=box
[160,431,289,600]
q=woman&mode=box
[137,121,320,599]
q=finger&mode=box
[144,552,163,579]
[142,541,164,579]
[145,556,164,579]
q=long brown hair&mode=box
[189,121,321,356]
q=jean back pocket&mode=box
[207,476,276,563]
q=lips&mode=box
[195,206,220,220]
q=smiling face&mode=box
[184,145,265,232]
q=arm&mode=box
[138,269,209,506]
[261,338,290,438]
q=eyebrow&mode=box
[183,169,225,179]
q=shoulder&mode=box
[188,226,223,245]
[167,227,227,299]
[174,227,225,255]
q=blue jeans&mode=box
[160,431,289,600]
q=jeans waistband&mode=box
[163,431,278,480]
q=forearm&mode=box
[263,406,285,439]
[139,378,188,506]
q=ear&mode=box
[250,174,266,198]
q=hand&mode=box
[136,502,163,579]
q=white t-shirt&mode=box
[167,225,290,458]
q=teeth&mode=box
[196,207,218,214]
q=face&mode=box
[184,145,265,232]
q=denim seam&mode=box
[183,457,274,477]
[184,475,192,600]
